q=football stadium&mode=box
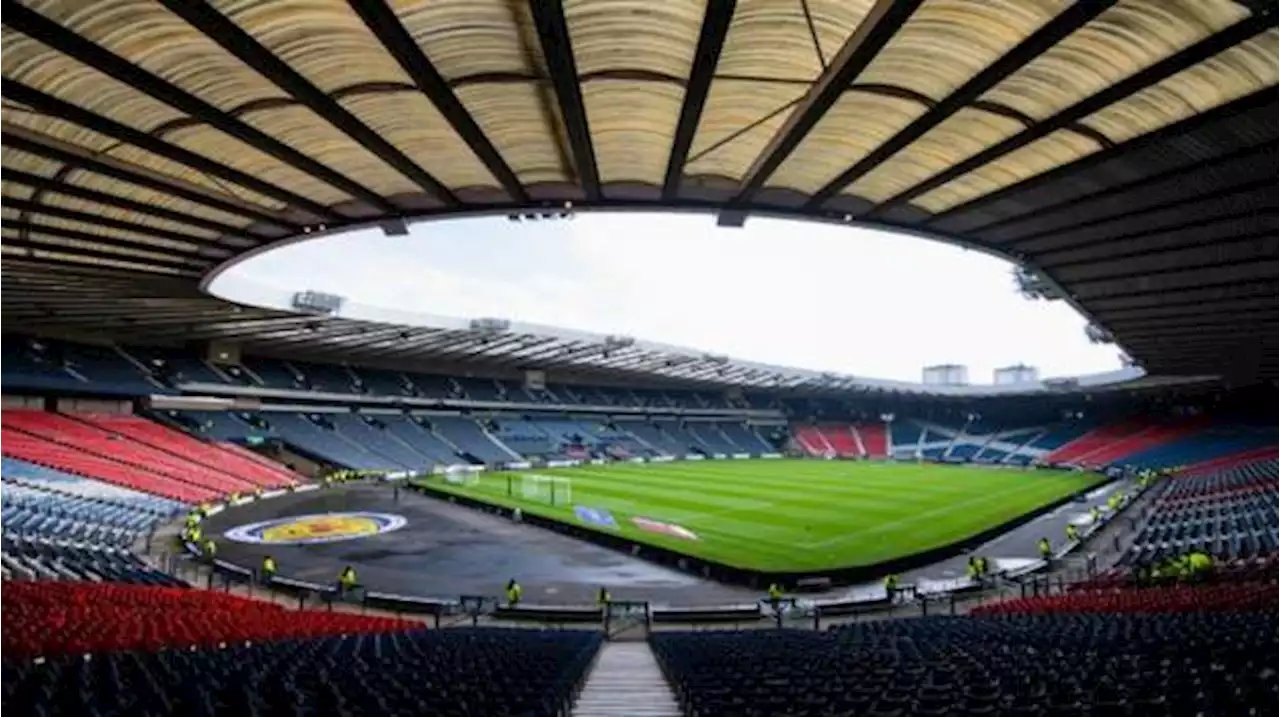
[1,1,1277,715]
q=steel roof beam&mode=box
[662,0,736,198]
[728,0,925,206]
[929,89,1278,231]
[350,0,527,204]
[870,14,1278,216]
[373,332,491,361]
[243,323,385,348]
[1098,297,1278,322]
[2,219,217,263]
[7,311,261,331]
[2,131,295,230]
[965,140,1278,239]
[1,235,202,272]
[162,0,456,208]
[2,168,261,240]
[505,340,586,366]
[1046,232,1275,276]
[3,196,231,250]
[1071,255,1276,295]
[529,0,601,200]
[1,80,332,221]
[328,332,443,359]
[806,0,1115,208]
[2,1,395,213]
[1005,180,1275,252]
[1106,311,1278,332]
[1035,214,1276,268]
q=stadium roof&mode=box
[2,0,1276,388]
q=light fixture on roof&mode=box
[843,214,853,222]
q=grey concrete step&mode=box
[572,641,681,717]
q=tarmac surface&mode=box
[202,483,759,606]
[202,475,1126,607]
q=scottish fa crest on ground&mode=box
[224,512,407,545]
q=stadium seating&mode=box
[889,421,923,455]
[972,583,1277,616]
[431,416,516,463]
[687,423,738,454]
[717,422,773,453]
[2,533,181,586]
[654,421,705,455]
[793,425,832,456]
[1043,421,1145,464]
[2,457,184,516]
[376,415,462,464]
[2,337,167,396]
[2,467,179,548]
[1178,445,1278,476]
[327,413,436,470]
[857,423,888,458]
[3,624,601,717]
[492,419,561,458]
[261,413,394,469]
[1,582,416,658]
[653,612,1277,716]
[3,411,263,498]
[1075,422,1201,468]
[1118,426,1276,471]
[615,420,684,456]
[2,427,217,503]
[1122,460,1278,565]
[818,426,860,457]
[77,414,299,490]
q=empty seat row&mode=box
[2,535,182,588]
[653,612,1277,717]
[2,582,417,659]
[1123,460,1278,565]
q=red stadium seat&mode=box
[972,582,1277,616]
[77,413,300,490]
[2,582,418,659]
[1,411,304,501]
[1,429,213,503]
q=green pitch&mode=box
[417,459,1102,572]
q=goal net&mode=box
[520,474,571,506]
[443,466,481,487]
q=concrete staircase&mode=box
[572,641,681,717]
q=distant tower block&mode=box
[922,364,968,386]
[995,364,1039,385]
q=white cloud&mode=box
[215,212,1121,383]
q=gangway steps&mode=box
[572,641,682,717]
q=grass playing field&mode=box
[418,459,1103,572]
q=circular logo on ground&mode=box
[224,512,407,545]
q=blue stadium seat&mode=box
[1123,460,1278,565]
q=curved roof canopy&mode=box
[2,0,1277,385]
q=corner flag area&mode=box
[418,460,1103,573]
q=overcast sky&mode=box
[213,212,1122,383]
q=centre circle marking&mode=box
[224,511,407,545]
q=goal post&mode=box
[517,474,572,506]
[442,465,481,487]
